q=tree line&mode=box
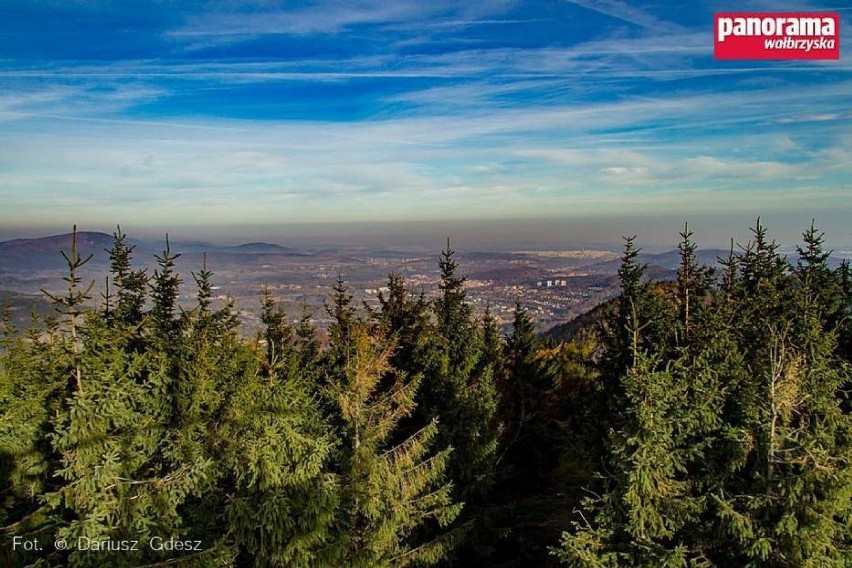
[1,221,849,567]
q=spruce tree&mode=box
[675,223,714,346]
[149,234,182,343]
[46,312,233,567]
[499,300,553,487]
[480,305,504,380]
[40,225,93,395]
[1,230,232,566]
[325,275,357,374]
[553,352,709,567]
[430,240,499,504]
[193,253,214,316]
[605,235,647,375]
[554,223,851,567]
[295,301,323,384]
[0,313,67,566]
[794,221,843,333]
[598,235,673,430]
[258,284,296,381]
[838,259,852,365]
[706,223,851,566]
[377,273,439,407]
[107,226,147,328]
[325,325,461,566]
[221,327,336,567]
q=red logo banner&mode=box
[714,12,840,60]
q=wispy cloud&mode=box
[167,0,517,50]
[2,79,849,228]
[1,0,850,236]
[562,0,683,31]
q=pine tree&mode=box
[0,313,67,566]
[221,331,336,567]
[480,305,504,380]
[498,300,553,487]
[295,301,323,383]
[107,226,147,328]
[325,276,357,375]
[553,351,707,567]
[554,223,851,567]
[40,225,93,395]
[675,223,714,346]
[325,325,461,566]
[150,234,182,343]
[377,273,439,404]
[429,240,499,504]
[258,284,296,381]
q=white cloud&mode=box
[167,0,516,49]
[2,0,850,228]
[562,0,684,32]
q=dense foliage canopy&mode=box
[1,222,849,567]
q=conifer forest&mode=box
[1,221,850,567]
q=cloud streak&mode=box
[0,0,850,238]
[562,0,683,31]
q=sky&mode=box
[1,0,850,246]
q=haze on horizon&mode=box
[1,0,850,244]
[2,213,851,255]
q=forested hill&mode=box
[544,294,615,343]
[1,222,850,567]
[544,281,680,343]
[0,232,301,271]
[0,232,116,270]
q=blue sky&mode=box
[1,0,850,242]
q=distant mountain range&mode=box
[0,232,305,272]
[3,231,848,340]
[583,248,731,274]
[3,232,846,274]
[0,231,119,271]
[584,246,849,273]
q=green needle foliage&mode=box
[553,220,851,567]
[499,300,554,488]
[325,326,461,567]
[1,222,848,567]
[430,241,500,505]
[107,226,147,329]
